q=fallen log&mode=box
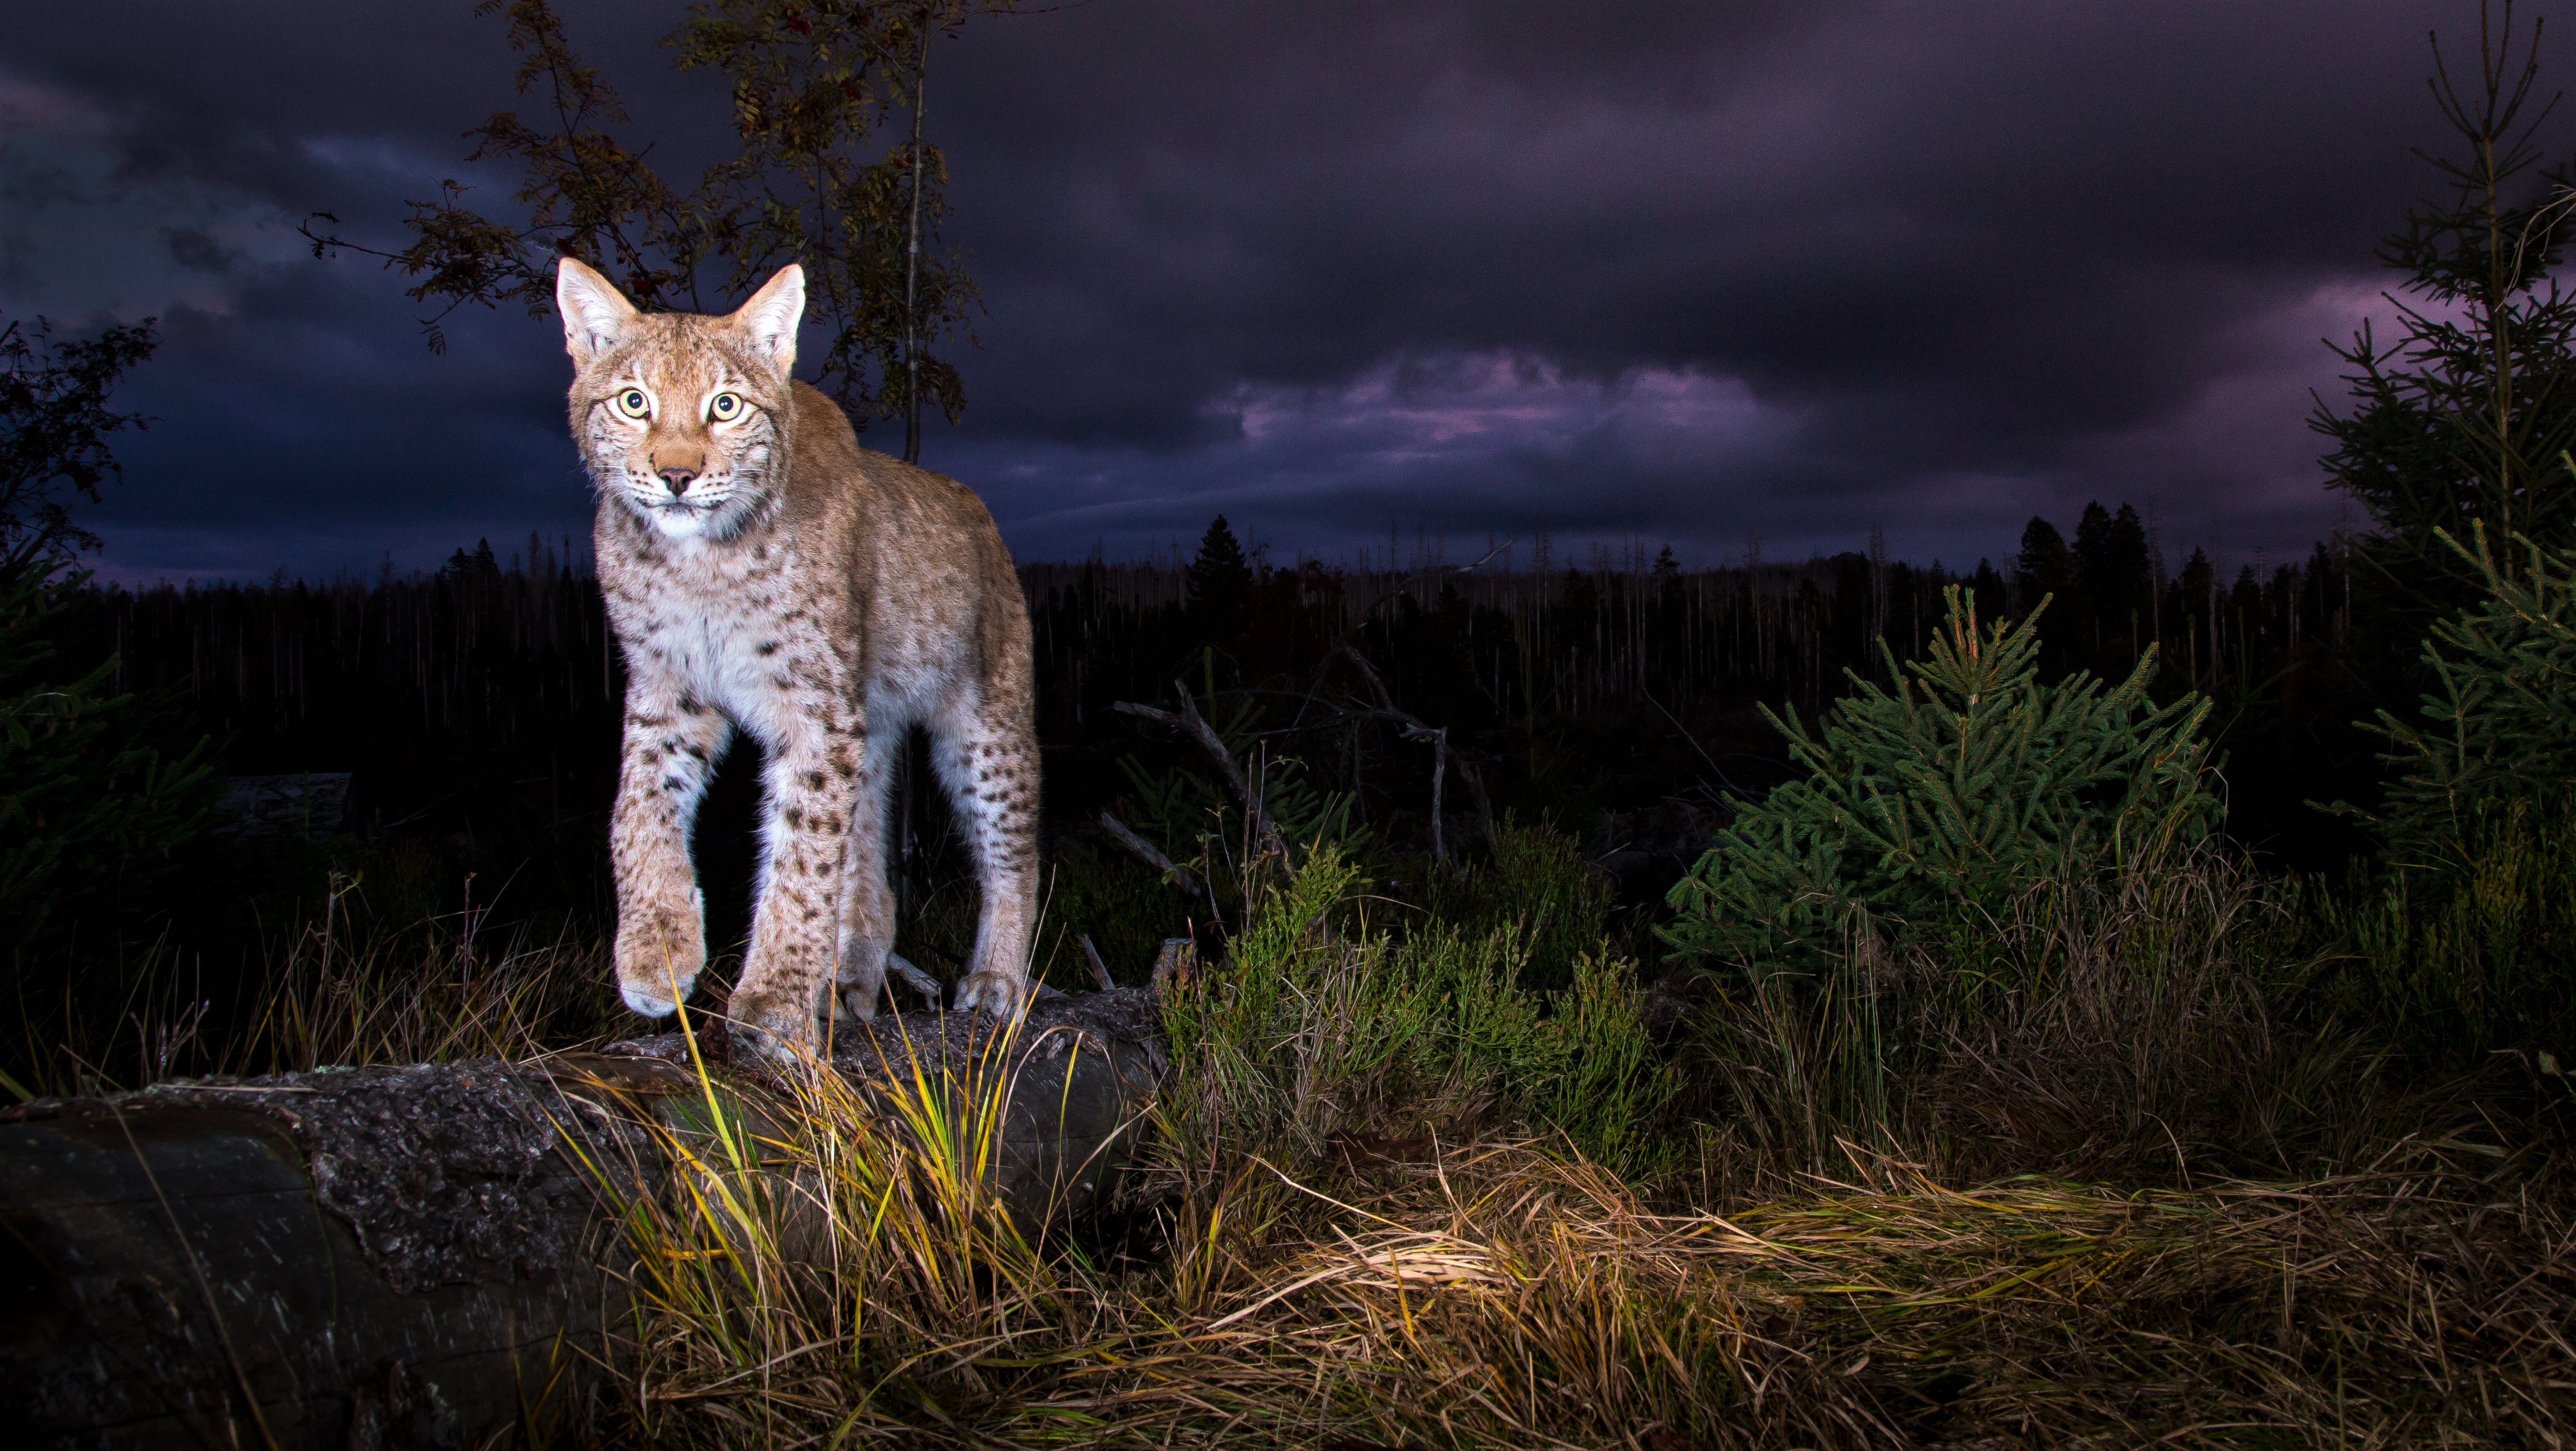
[1,989,1164,1449]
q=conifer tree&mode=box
[2312,1,2576,620]
[2013,514,2081,673]
[0,313,212,950]
[2011,517,2071,607]
[1968,559,2008,624]
[2076,502,2154,659]
[1186,514,1251,647]
[1,543,217,947]
[2364,523,2576,864]
[1661,587,2216,975]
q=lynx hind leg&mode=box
[830,733,900,1023]
[935,704,1040,1018]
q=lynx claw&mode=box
[952,970,1027,1019]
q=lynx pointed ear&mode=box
[733,263,805,374]
[556,257,639,368]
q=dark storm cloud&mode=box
[0,1,716,575]
[0,1,2534,575]
[927,1,2452,564]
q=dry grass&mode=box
[8,884,618,1098]
[25,845,2573,1446]
[1685,841,2424,1200]
[564,844,2576,1448]
[587,1032,2576,1450]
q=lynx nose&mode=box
[657,464,699,495]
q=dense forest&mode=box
[25,500,2371,972]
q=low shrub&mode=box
[2319,791,2576,1063]
[1423,821,1614,991]
[1684,835,2377,1197]
[1156,847,1676,1179]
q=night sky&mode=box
[0,2,2528,581]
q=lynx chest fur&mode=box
[558,257,1038,1059]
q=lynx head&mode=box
[557,257,806,543]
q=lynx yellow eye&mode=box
[612,387,652,420]
[708,391,744,422]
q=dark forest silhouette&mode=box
[50,505,2370,893]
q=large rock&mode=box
[608,984,1167,1226]
[0,989,1164,1450]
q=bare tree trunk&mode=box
[902,5,932,465]
[1405,722,1448,866]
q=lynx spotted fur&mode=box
[555,256,1038,1057]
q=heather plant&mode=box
[1155,847,1675,1180]
[1424,821,1614,992]
[1661,586,2217,982]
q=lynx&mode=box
[555,256,1038,1058]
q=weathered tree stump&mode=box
[1,989,1162,1449]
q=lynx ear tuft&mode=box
[733,263,805,374]
[556,257,639,367]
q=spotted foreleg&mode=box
[610,682,731,1018]
[936,704,1040,1017]
[729,725,864,1059]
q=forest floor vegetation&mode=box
[14,563,2576,1448]
[14,825,2574,1449]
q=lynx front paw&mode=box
[615,898,706,1018]
[952,969,1028,1019]
[727,984,820,1065]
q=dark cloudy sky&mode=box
[0,2,2535,580]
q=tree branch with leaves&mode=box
[0,314,159,565]
[304,0,1010,436]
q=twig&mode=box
[1322,643,1498,858]
[1641,686,1752,800]
[1113,684,1289,860]
[1291,539,1513,729]
[1097,811,1202,897]
[1078,934,1116,992]
[884,952,944,1006]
